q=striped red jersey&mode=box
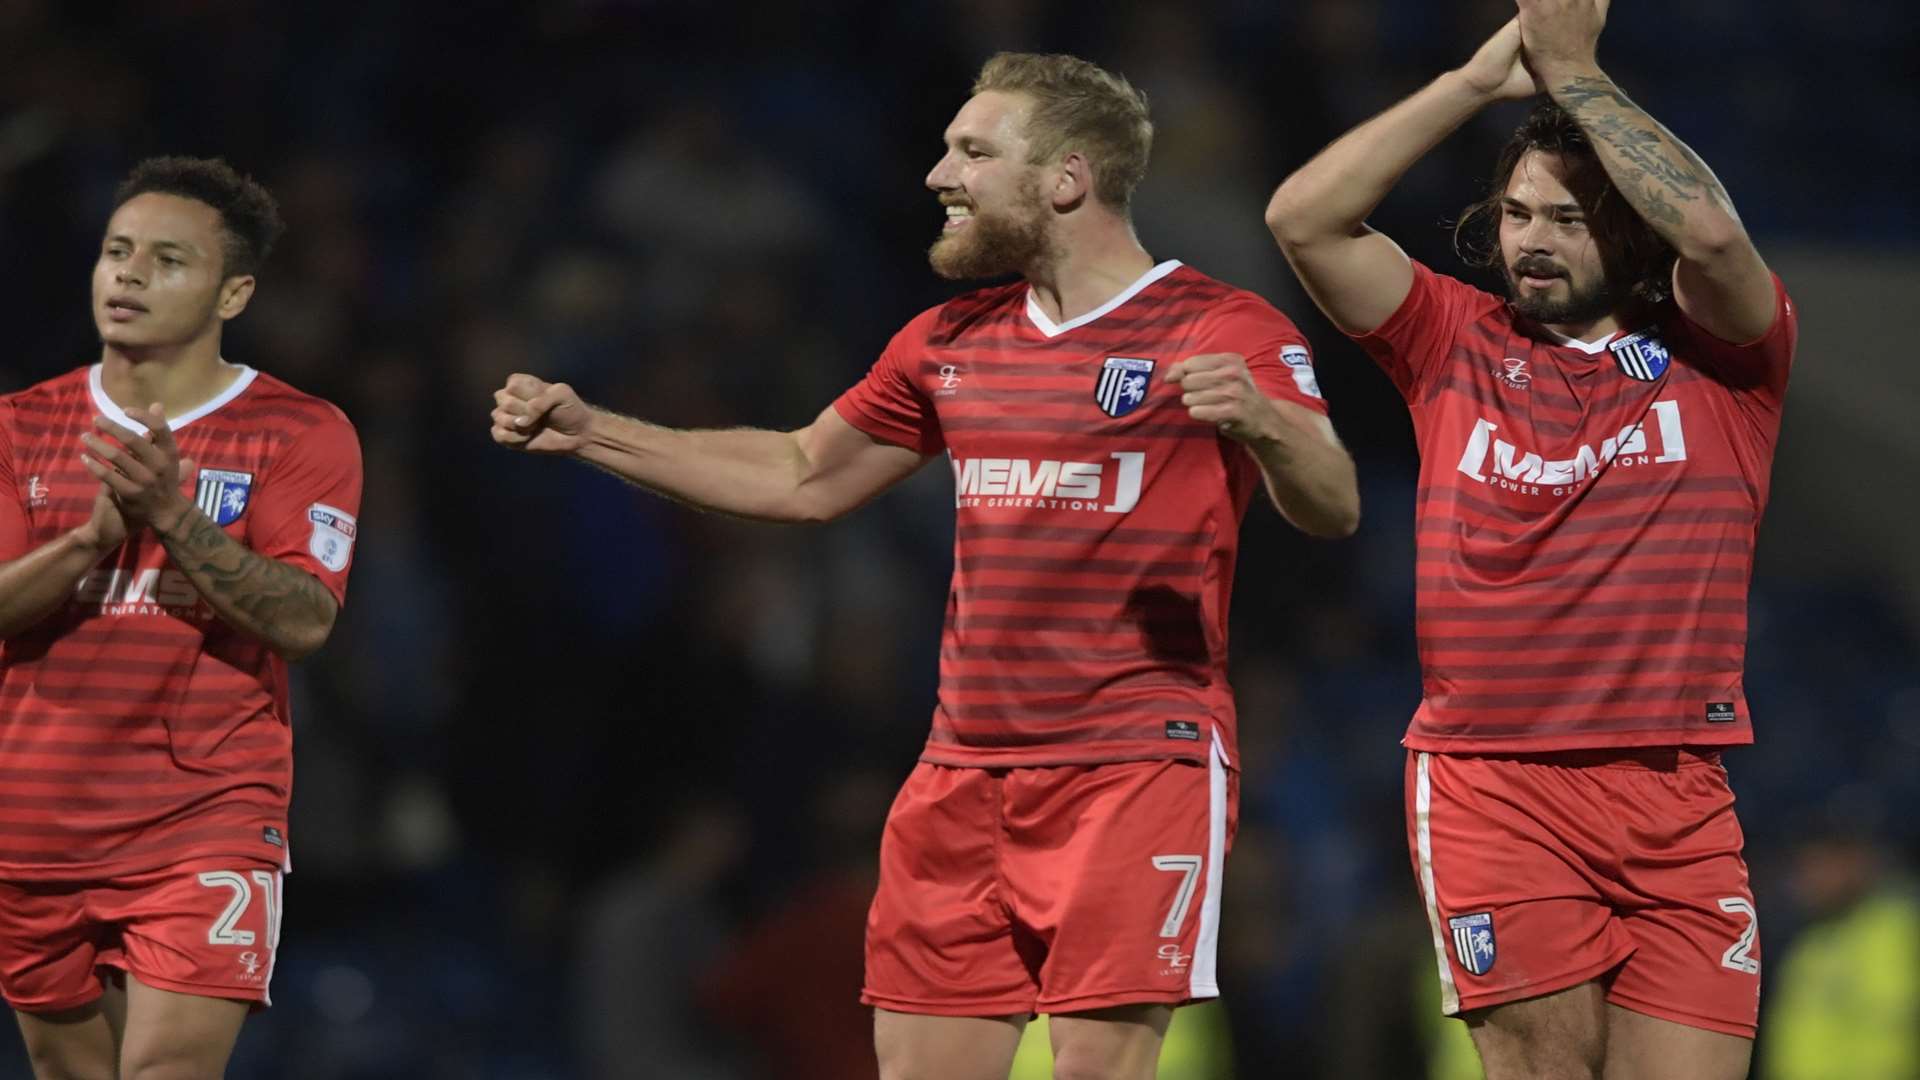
[834,261,1329,768]
[1353,262,1797,753]
[0,364,362,879]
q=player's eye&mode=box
[159,255,184,267]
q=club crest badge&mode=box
[1449,912,1497,976]
[1096,357,1155,418]
[1609,331,1671,381]
[195,469,253,526]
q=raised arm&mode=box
[1518,0,1776,344]
[491,374,930,524]
[1266,19,1540,335]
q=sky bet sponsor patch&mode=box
[307,503,358,573]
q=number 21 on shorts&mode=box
[198,869,283,949]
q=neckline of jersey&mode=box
[1534,323,1655,355]
[88,361,259,433]
[1023,259,1183,338]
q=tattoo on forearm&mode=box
[164,513,335,639]
[1553,75,1734,227]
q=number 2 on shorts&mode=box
[1717,896,1760,974]
[1150,855,1203,937]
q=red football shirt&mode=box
[1353,262,1797,752]
[0,364,362,879]
[834,261,1329,768]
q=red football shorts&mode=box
[1408,748,1761,1038]
[0,857,286,1012]
[864,738,1236,1017]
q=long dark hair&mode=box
[1453,101,1675,304]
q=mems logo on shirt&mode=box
[74,568,211,619]
[951,452,1144,513]
[1456,400,1688,497]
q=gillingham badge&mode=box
[1095,356,1155,418]
[1449,911,1497,976]
[195,469,254,526]
[1609,331,1671,381]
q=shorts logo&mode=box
[1096,357,1155,418]
[238,951,263,978]
[1449,912,1496,976]
[195,469,253,526]
[1609,331,1671,381]
[1156,943,1192,971]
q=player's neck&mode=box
[1541,313,1622,343]
[97,341,242,421]
[1024,223,1156,326]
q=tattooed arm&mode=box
[1518,0,1778,343]
[153,506,338,660]
[82,407,338,660]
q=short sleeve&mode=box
[1350,261,1499,403]
[831,308,946,455]
[1191,294,1330,415]
[1672,274,1798,408]
[249,411,363,605]
[0,401,27,562]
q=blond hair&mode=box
[971,52,1153,212]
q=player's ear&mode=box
[217,275,256,321]
[1051,151,1091,212]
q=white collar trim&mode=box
[89,361,258,433]
[1538,325,1656,355]
[1024,260,1182,338]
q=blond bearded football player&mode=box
[1268,2,1793,1078]
[493,53,1358,1080]
[0,158,362,1078]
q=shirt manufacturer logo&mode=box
[1497,357,1532,390]
[26,475,50,507]
[936,364,963,396]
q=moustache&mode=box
[1512,258,1567,280]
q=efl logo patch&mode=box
[1096,357,1155,418]
[1609,331,1671,381]
[196,469,253,526]
[307,503,358,573]
[1449,912,1497,976]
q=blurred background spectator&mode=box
[2,1,1915,1076]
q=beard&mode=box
[1504,254,1620,326]
[928,177,1052,281]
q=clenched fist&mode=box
[491,374,594,454]
[1165,353,1285,444]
